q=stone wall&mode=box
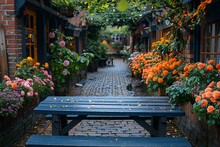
[0,0,23,77]
[174,102,220,147]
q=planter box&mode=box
[0,97,41,147]
[175,102,220,147]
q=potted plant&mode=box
[14,57,54,101]
[49,31,93,94]
[192,81,220,126]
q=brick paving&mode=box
[14,58,186,146]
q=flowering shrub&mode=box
[142,55,184,94]
[192,81,220,126]
[152,37,174,57]
[182,60,220,93]
[15,57,54,99]
[129,52,159,78]
[166,59,220,105]
[3,75,37,104]
[49,31,78,88]
[49,31,93,88]
[0,88,24,117]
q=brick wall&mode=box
[0,0,23,78]
[175,102,220,147]
[183,34,193,63]
[0,106,41,147]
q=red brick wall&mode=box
[183,34,193,63]
[0,0,23,78]
[175,102,220,147]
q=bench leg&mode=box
[52,114,61,135]
[61,115,68,135]
[151,116,167,137]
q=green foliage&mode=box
[166,81,195,105]
[85,39,108,63]
[101,26,129,36]
[50,0,147,27]
[49,30,93,88]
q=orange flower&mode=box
[205,88,212,92]
[197,63,206,69]
[178,21,182,26]
[170,65,175,70]
[173,70,177,75]
[27,56,33,62]
[217,81,220,88]
[201,93,207,99]
[162,70,169,76]
[36,62,40,66]
[208,81,215,88]
[206,65,213,71]
[158,78,163,83]
[201,99,208,107]
[216,64,220,69]
[184,66,189,71]
[207,105,215,113]
[16,64,21,67]
[208,59,214,65]
[11,82,18,90]
[205,91,212,99]
[206,0,212,4]
[212,90,220,99]
[153,77,158,82]
[44,62,49,68]
[195,96,201,102]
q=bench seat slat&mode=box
[42,100,170,104]
[26,135,192,147]
[43,96,169,102]
[34,106,185,117]
[37,103,179,110]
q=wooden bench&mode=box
[26,135,192,147]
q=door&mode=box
[0,24,8,81]
[24,8,37,62]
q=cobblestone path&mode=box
[69,58,150,137]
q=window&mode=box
[200,21,220,63]
[24,8,37,62]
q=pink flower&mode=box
[34,92,38,96]
[58,52,62,56]
[63,60,70,67]
[62,71,68,76]
[49,32,55,38]
[51,87,54,91]
[21,91,25,96]
[59,40,66,47]
[27,78,33,82]
[4,75,10,81]
[48,75,52,79]
[27,92,33,97]
[29,87,33,91]
[50,43,54,47]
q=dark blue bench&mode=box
[26,135,192,147]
